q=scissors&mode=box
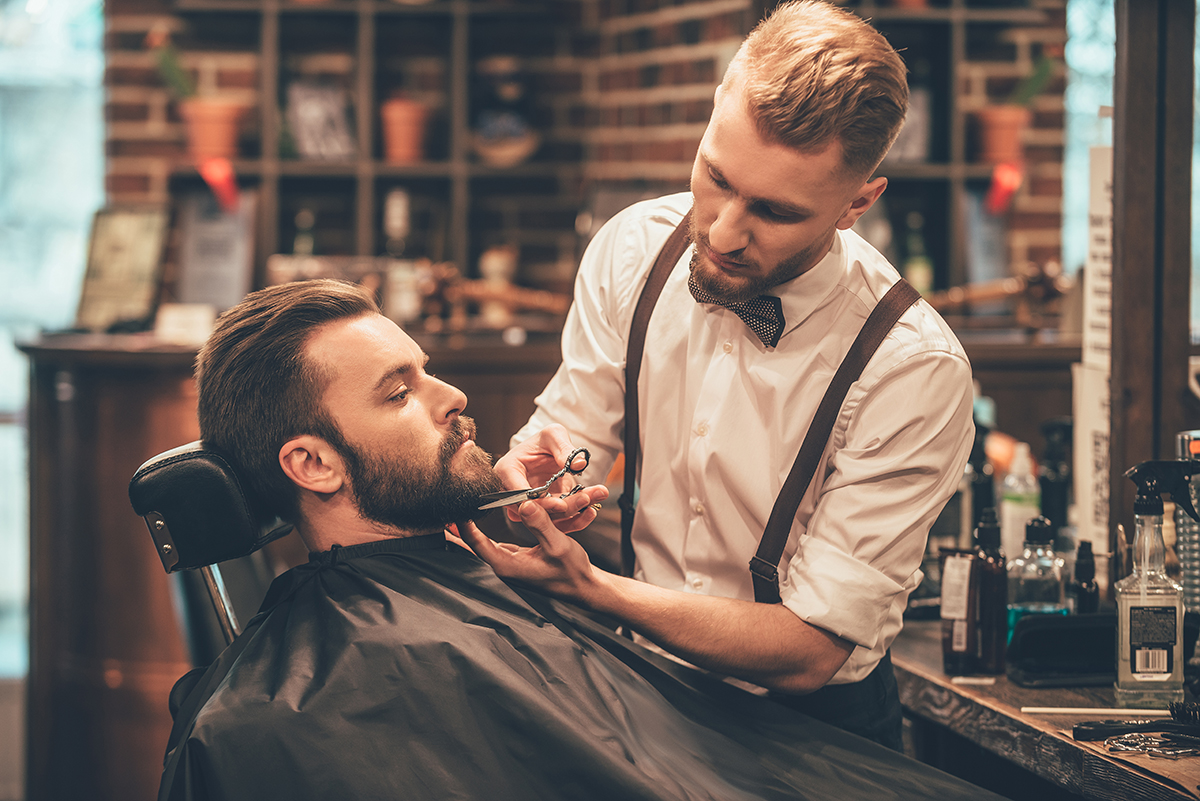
[477,447,591,510]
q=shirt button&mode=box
[691,577,704,590]
[722,342,733,354]
[696,422,709,437]
[693,502,704,515]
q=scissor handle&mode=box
[563,447,590,475]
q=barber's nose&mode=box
[707,200,750,253]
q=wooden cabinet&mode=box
[20,338,199,801]
[18,331,560,801]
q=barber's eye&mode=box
[389,389,409,403]
[756,204,798,222]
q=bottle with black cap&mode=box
[973,507,1008,673]
[1070,540,1100,614]
[1005,515,1067,642]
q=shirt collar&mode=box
[771,230,846,339]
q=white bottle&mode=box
[1000,442,1040,559]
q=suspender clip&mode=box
[748,555,779,584]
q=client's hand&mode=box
[454,486,609,605]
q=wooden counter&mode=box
[893,619,1200,801]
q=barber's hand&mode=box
[495,424,594,523]
[454,489,609,603]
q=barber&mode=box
[459,0,974,751]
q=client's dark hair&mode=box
[195,279,378,522]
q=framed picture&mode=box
[176,189,258,312]
[286,81,356,160]
[74,206,170,333]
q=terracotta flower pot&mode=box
[975,104,1032,164]
[179,98,247,160]
[380,97,429,164]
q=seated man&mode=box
[156,279,1000,801]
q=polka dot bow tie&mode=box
[687,272,785,348]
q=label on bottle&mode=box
[951,618,968,653]
[940,555,973,621]
[1129,606,1176,674]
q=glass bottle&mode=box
[902,211,933,295]
[1000,442,1040,559]
[1006,515,1067,642]
[1069,540,1100,614]
[1115,509,1184,707]
[972,507,1008,674]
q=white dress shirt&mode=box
[513,192,975,684]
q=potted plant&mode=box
[147,25,247,161]
[975,54,1055,165]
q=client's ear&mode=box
[279,436,345,494]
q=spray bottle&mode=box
[1115,460,1200,708]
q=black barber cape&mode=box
[159,535,1000,801]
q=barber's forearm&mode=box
[583,571,853,694]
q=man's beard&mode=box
[341,416,504,532]
[686,211,829,304]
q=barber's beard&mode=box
[342,416,504,532]
[686,211,829,305]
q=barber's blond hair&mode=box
[724,0,908,177]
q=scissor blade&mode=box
[477,489,535,510]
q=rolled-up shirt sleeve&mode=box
[779,342,974,655]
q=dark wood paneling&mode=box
[1111,0,1196,579]
[22,350,197,801]
[965,340,1078,456]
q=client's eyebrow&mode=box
[372,352,430,394]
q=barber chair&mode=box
[129,441,290,660]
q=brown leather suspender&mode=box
[618,216,690,578]
[617,211,922,602]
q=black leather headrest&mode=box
[129,441,293,573]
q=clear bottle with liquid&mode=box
[1115,461,1197,707]
[1000,442,1040,560]
[1006,515,1067,641]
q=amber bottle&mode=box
[973,507,1008,674]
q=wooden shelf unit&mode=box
[167,0,577,282]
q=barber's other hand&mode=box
[455,492,608,603]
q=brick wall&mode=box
[578,0,752,191]
[105,3,259,206]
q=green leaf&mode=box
[156,44,195,99]
[1007,55,1054,107]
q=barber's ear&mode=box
[836,176,888,230]
[279,436,344,494]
